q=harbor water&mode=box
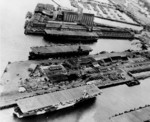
[0,0,149,122]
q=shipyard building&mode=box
[24,0,143,42]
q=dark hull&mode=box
[44,35,98,43]
[29,51,90,60]
[13,97,97,118]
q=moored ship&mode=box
[13,84,101,118]
[29,45,92,60]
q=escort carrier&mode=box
[13,85,101,118]
[29,45,92,60]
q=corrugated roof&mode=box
[30,45,92,54]
[44,29,98,37]
[46,23,87,30]
[16,85,100,113]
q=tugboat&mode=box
[126,80,140,87]
[13,84,101,118]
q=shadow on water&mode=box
[13,98,96,122]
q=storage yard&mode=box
[1,0,150,121]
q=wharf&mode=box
[110,105,150,122]
[24,2,137,42]
[25,21,134,39]
[1,50,150,109]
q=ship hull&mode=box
[29,51,90,60]
[13,97,97,118]
[43,35,98,44]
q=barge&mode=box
[13,84,101,118]
[29,45,92,60]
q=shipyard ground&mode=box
[1,50,150,109]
